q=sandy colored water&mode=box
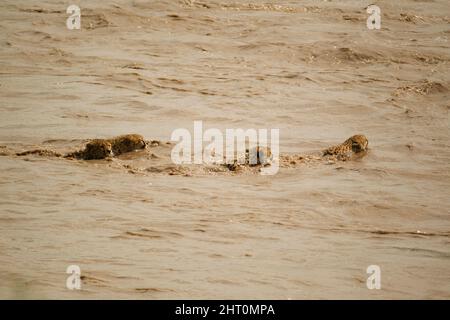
[0,0,449,299]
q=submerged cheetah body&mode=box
[13,134,369,174]
[65,134,146,160]
[226,146,273,171]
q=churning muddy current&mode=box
[0,0,449,299]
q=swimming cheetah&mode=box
[65,134,146,160]
[323,134,368,158]
[226,146,272,171]
[108,134,147,155]
[247,146,272,166]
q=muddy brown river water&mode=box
[0,0,449,299]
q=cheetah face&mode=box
[350,135,368,153]
[137,139,147,149]
[84,140,113,159]
[112,134,147,155]
[248,146,272,165]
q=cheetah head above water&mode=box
[348,134,369,153]
[323,134,369,156]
